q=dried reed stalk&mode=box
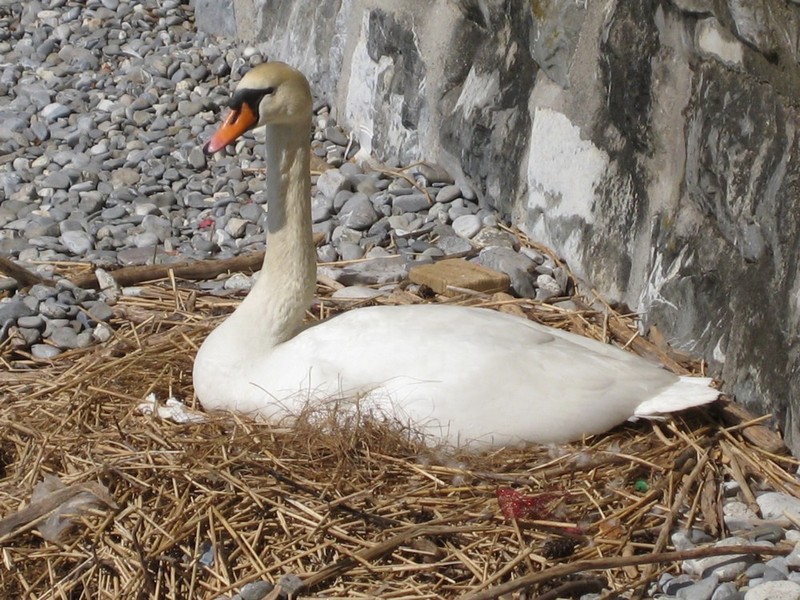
[0,232,796,599]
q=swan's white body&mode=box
[194,63,719,447]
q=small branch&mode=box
[0,256,54,289]
[69,252,267,290]
[458,544,789,600]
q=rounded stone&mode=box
[452,214,482,239]
[744,580,800,600]
[31,344,62,359]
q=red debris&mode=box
[197,217,215,229]
[495,487,559,520]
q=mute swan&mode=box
[194,62,719,447]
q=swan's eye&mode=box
[263,86,275,96]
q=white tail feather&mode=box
[633,376,720,417]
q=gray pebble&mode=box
[452,214,482,239]
[223,273,253,291]
[332,286,385,300]
[338,256,408,286]
[677,573,718,600]
[25,216,61,238]
[93,323,113,343]
[663,574,696,595]
[414,162,453,185]
[17,315,45,330]
[237,581,273,600]
[711,582,741,600]
[0,299,36,323]
[478,247,537,297]
[316,169,351,200]
[683,537,755,581]
[42,102,72,121]
[224,217,248,238]
[436,235,473,255]
[324,126,349,146]
[757,493,800,524]
[436,184,462,203]
[338,241,365,261]
[393,193,430,214]
[239,203,264,223]
[536,273,563,301]
[743,580,800,599]
[31,344,62,359]
[339,193,378,230]
[60,231,94,255]
[49,326,80,349]
[13,325,40,345]
[84,301,114,322]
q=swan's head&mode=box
[203,62,312,154]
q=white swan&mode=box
[193,62,719,447]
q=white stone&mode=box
[223,273,253,291]
[331,286,385,300]
[723,500,760,531]
[757,492,800,524]
[92,323,113,343]
[60,230,93,255]
[452,214,481,239]
[315,166,349,201]
[744,580,800,600]
[224,217,248,238]
[682,536,754,581]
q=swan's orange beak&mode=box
[203,103,258,155]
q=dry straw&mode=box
[0,232,796,600]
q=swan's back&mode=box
[198,304,717,446]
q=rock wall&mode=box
[195,0,800,452]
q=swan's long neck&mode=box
[228,122,315,348]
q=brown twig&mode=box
[0,256,54,289]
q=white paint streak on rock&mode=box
[695,18,744,66]
[454,66,499,120]
[344,15,377,155]
[524,108,608,260]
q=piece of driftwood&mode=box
[69,252,267,290]
[69,233,327,290]
[0,256,54,289]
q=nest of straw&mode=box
[0,239,797,600]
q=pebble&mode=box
[331,286,385,300]
[452,214,482,239]
[436,184,462,203]
[316,169,350,200]
[677,573,719,600]
[339,193,378,230]
[393,193,430,213]
[31,344,62,359]
[477,247,538,298]
[744,580,800,600]
[683,537,755,581]
[60,230,94,255]
[758,492,800,524]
